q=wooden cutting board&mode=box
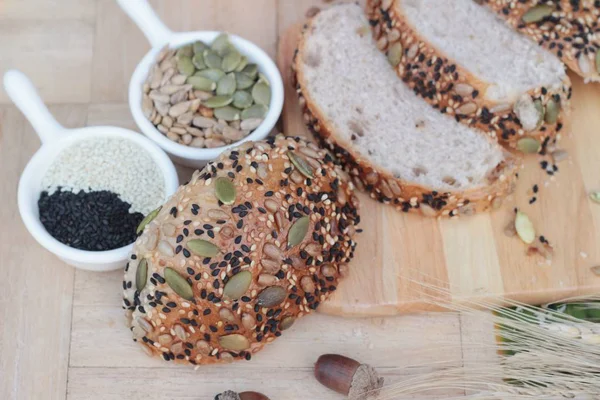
[278,25,600,317]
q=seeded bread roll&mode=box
[294,3,519,217]
[366,0,572,152]
[480,0,600,83]
[122,135,360,365]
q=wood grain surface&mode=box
[0,1,595,399]
[278,23,600,317]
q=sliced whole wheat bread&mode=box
[293,3,520,218]
[480,0,600,83]
[366,0,572,152]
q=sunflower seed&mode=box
[158,334,173,345]
[233,90,253,109]
[590,192,600,204]
[195,68,225,82]
[192,52,206,70]
[214,106,241,121]
[193,116,216,128]
[217,73,237,96]
[288,216,309,247]
[160,84,185,95]
[545,98,560,124]
[522,4,554,23]
[287,151,314,178]
[203,49,222,69]
[193,40,207,54]
[136,259,148,291]
[516,137,541,154]
[137,317,153,333]
[241,313,255,330]
[256,163,268,179]
[240,118,263,131]
[223,271,252,299]
[257,286,287,307]
[235,72,255,90]
[261,258,280,274]
[454,83,474,97]
[170,89,188,104]
[387,42,403,67]
[187,239,220,257]
[168,101,192,118]
[164,267,194,300]
[222,126,245,141]
[136,206,161,234]
[160,67,175,87]
[205,138,225,148]
[215,177,236,204]
[222,50,242,72]
[219,308,236,322]
[456,102,477,115]
[190,137,205,147]
[149,66,162,89]
[321,264,336,277]
[194,90,213,101]
[280,316,295,331]
[177,56,195,76]
[263,243,283,262]
[515,211,535,244]
[177,111,194,125]
[551,149,568,163]
[218,334,250,351]
[142,95,154,118]
[300,276,315,293]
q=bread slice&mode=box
[480,0,600,83]
[366,0,572,152]
[293,3,520,218]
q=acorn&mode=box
[214,390,270,400]
[314,354,384,399]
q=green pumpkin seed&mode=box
[187,76,217,91]
[257,286,287,308]
[257,73,270,86]
[288,216,309,247]
[544,99,560,124]
[218,334,250,351]
[279,316,295,331]
[135,259,148,291]
[223,271,252,299]
[287,151,314,178]
[596,50,600,74]
[164,267,194,300]
[211,33,231,56]
[176,44,193,58]
[563,304,588,320]
[252,82,271,106]
[233,90,253,109]
[235,72,255,90]
[203,95,233,108]
[216,73,237,96]
[215,177,236,204]
[387,42,403,67]
[203,49,223,69]
[195,68,226,82]
[222,50,242,73]
[235,56,249,72]
[515,211,535,244]
[516,137,541,154]
[214,106,241,121]
[522,4,554,23]
[136,206,162,234]
[533,99,544,126]
[177,56,195,76]
[193,40,207,54]
[187,239,220,257]
[242,63,258,78]
[192,52,206,70]
[241,104,268,119]
[590,191,600,204]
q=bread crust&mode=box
[480,0,600,83]
[123,135,360,365]
[293,10,521,218]
[366,0,573,152]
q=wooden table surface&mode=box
[0,1,502,399]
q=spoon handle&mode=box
[3,69,64,144]
[116,0,173,48]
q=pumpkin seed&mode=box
[534,99,544,126]
[222,50,242,72]
[288,216,310,247]
[257,286,287,307]
[257,73,269,86]
[214,106,241,121]
[522,5,554,23]
[218,334,250,351]
[177,56,195,76]
[516,137,541,154]
[215,177,236,204]
[136,206,162,234]
[243,63,259,78]
[211,33,231,56]
[515,211,536,244]
[387,42,403,67]
[192,52,206,70]
[216,73,237,96]
[195,68,225,82]
[136,259,148,291]
[203,95,233,108]
[223,271,252,299]
[241,104,267,120]
[545,98,560,124]
[280,316,295,331]
[176,44,193,58]
[164,267,194,300]
[287,151,314,178]
[203,49,223,69]
[233,90,253,109]
[187,76,216,91]
[235,72,255,90]
[590,192,600,204]
[193,40,207,54]
[252,82,271,106]
[187,239,220,257]
[235,56,249,72]
[596,50,600,74]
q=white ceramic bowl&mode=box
[119,0,284,169]
[4,70,180,272]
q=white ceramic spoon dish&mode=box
[118,0,284,168]
[4,70,179,272]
